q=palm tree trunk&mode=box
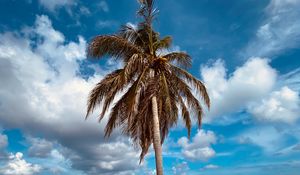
[151,96,163,175]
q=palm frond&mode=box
[178,96,191,138]
[104,68,149,137]
[166,71,204,127]
[127,76,158,163]
[154,36,172,51]
[87,35,143,61]
[171,65,210,108]
[163,52,192,68]
[119,23,141,44]
[124,53,147,81]
[86,69,124,118]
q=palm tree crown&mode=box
[86,0,210,165]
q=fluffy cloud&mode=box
[241,0,300,57]
[38,0,76,12]
[201,57,300,124]
[0,15,141,174]
[201,57,277,123]
[178,130,216,161]
[249,86,300,123]
[0,152,41,175]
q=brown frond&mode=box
[160,72,172,114]
[171,65,210,109]
[87,35,142,61]
[156,70,179,144]
[129,76,158,163]
[124,53,147,81]
[154,36,172,51]
[104,68,149,137]
[178,96,191,138]
[166,71,203,127]
[163,52,192,68]
[119,24,142,45]
[86,69,124,118]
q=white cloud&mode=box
[203,164,219,169]
[172,161,189,175]
[0,152,41,175]
[241,0,300,57]
[178,130,216,161]
[38,0,76,12]
[249,86,300,123]
[27,137,54,158]
[201,57,277,123]
[0,15,141,174]
[98,1,109,12]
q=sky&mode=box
[0,0,300,174]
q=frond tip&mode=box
[163,52,192,68]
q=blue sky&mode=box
[0,0,300,174]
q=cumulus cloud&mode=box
[201,57,300,125]
[201,57,277,123]
[249,86,300,123]
[0,152,41,175]
[241,0,300,57]
[178,130,216,161]
[0,15,141,174]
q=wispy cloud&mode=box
[98,1,109,13]
[241,0,300,58]
[38,0,76,12]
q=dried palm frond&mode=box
[171,65,210,108]
[87,35,143,61]
[154,36,172,51]
[163,52,192,68]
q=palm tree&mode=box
[85,0,210,174]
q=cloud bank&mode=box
[0,15,141,174]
